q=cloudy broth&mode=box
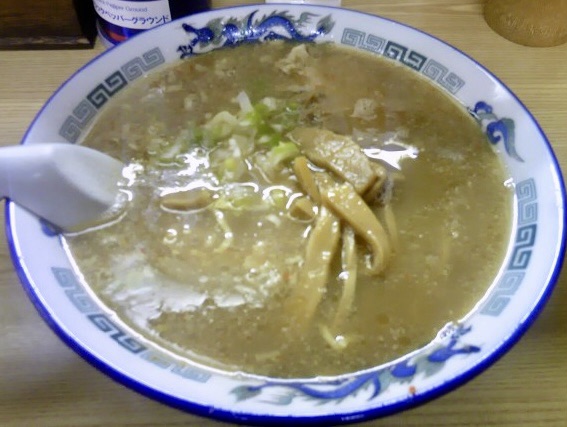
[66,42,512,378]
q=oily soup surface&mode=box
[68,42,511,378]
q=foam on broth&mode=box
[65,42,512,378]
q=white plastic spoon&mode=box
[0,144,124,231]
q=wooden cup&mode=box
[483,0,567,47]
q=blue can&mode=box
[94,0,211,48]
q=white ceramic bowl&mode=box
[7,4,566,425]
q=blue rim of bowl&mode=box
[5,4,567,425]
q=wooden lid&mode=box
[484,0,567,47]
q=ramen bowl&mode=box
[7,4,565,425]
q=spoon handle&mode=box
[0,144,123,230]
[0,144,56,200]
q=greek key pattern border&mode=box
[51,266,211,383]
[58,47,165,143]
[341,28,465,94]
[480,178,537,317]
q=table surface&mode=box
[1,1,566,426]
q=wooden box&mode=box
[0,0,96,49]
